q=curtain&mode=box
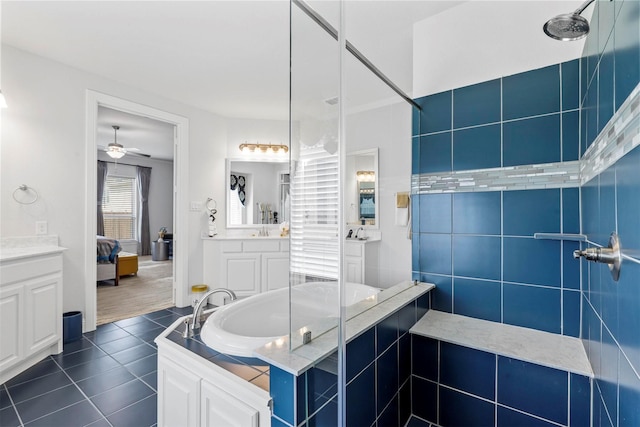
[97,160,108,236]
[230,174,246,206]
[137,166,152,255]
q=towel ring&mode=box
[12,184,39,205]
[206,198,217,214]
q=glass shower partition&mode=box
[288,1,416,425]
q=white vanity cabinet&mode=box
[344,239,380,287]
[0,248,64,384]
[203,237,289,299]
[156,328,271,427]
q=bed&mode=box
[97,236,138,286]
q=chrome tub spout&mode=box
[186,288,237,338]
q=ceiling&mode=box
[2,1,587,161]
[97,107,175,161]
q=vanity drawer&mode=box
[1,255,62,286]
[243,240,280,253]
[221,241,243,253]
[345,242,363,257]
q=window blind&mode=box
[290,143,339,279]
[229,187,247,225]
[102,175,137,240]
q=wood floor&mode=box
[97,255,173,325]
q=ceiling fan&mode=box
[100,125,150,159]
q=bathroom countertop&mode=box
[345,237,381,243]
[201,234,288,240]
[0,236,66,262]
[411,310,593,378]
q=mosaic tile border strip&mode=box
[581,84,640,185]
[412,83,640,195]
[411,161,581,194]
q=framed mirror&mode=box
[226,158,290,228]
[345,148,379,228]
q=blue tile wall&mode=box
[498,357,568,425]
[411,334,592,427]
[411,60,581,425]
[562,59,580,111]
[453,124,501,170]
[453,235,501,280]
[452,191,501,235]
[503,283,561,333]
[452,277,501,322]
[269,296,428,427]
[503,189,561,236]
[415,90,451,134]
[439,387,494,427]
[579,2,640,425]
[563,111,580,161]
[413,60,579,170]
[453,78,501,128]
[418,133,451,173]
[415,185,575,334]
[410,3,639,426]
[503,64,560,120]
[503,114,561,166]
[439,343,495,400]
[270,366,296,425]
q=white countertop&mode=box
[411,310,593,378]
[202,235,288,240]
[345,237,381,243]
[0,236,66,262]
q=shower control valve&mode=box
[573,232,621,281]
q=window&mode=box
[102,175,137,240]
[229,187,247,225]
[289,143,339,280]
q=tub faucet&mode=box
[186,288,237,338]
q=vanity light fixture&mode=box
[106,125,126,159]
[356,170,375,182]
[239,142,289,154]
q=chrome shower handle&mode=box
[573,232,622,281]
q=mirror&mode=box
[226,158,289,227]
[345,148,378,227]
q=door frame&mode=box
[85,90,189,331]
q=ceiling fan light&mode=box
[106,143,126,159]
[106,125,127,159]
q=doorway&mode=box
[96,106,175,324]
[85,91,190,332]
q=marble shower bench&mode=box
[410,310,593,426]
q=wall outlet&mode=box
[35,221,48,235]
[190,201,203,212]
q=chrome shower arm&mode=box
[573,0,596,16]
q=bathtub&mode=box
[200,281,380,357]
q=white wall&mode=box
[97,152,174,250]
[346,101,412,288]
[226,118,289,155]
[413,1,587,97]
[1,45,228,314]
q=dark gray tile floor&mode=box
[0,306,192,427]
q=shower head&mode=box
[543,0,595,41]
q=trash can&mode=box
[151,240,170,261]
[63,311,82,344]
